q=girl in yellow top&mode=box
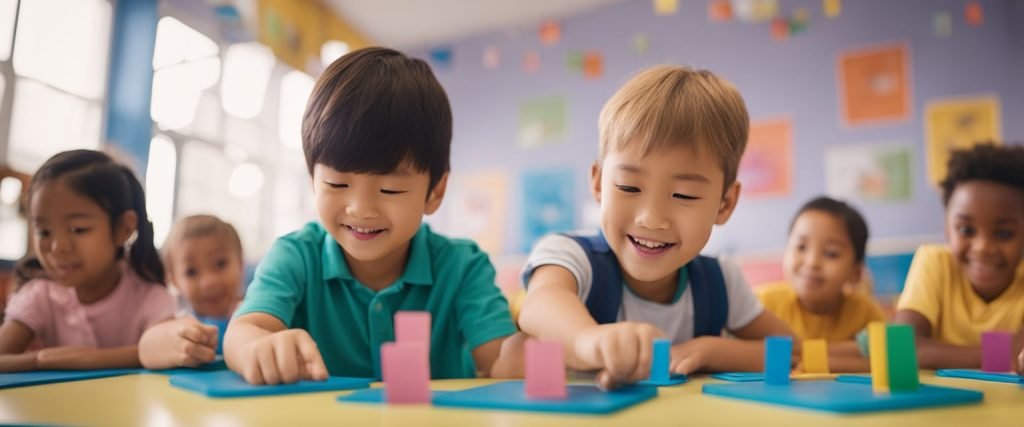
[895,144,1024,371]
[757,196,885,371]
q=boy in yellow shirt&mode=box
[895,144,1024,370]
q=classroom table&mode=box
[0,371,1019,426]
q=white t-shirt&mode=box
[522,233,764,343]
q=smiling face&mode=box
[167,235,243,318]
[313,163,446,275]
[945,180,1024,301]
[592,143,739,290]
[783,210,862,313]
[29,180,135,291]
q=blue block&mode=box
[169,370,372,398]
[0,369,139,389]
[337,388,450,404]
[712,372,765,382]
[432,381,657,415]
[937,369,1023,384]
[648,338,671,384]
[702,380,983,414]
[764,336,792,385]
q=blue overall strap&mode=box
[687,255,729,337]
[562,232,623,324]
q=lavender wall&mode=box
[429,0,1023,255]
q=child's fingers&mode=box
[670,354,701,375]
[273,340,303,384]
[178,324,209,344]
[198,323,219,346]
[187,341,217,363]
[599,335,635,382]
[628,332,654,382]
[257,345,282,385]
[296,333,329,381]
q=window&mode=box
[145,135,177,247]
[150,16,220,131]
[9,78,102,172]
[278,70,314,150]
[0,0,17,61]
[221,42,274,119]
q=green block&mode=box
[886,325,920,392]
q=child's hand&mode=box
[172,317,219,367]
[236,329,328,385]
[574,322,666,389]
[669,337,712,375]
[1017,348,1023,375]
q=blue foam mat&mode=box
[702,380,983,414]
[431,381,657,415]
[145,359,228,376]
[0,369,140,389]
[936,369,1023,384]
[169,370,372,398]
[337,388,450,404]
[638,373,688,386]
[712,372,765,382]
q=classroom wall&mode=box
[427,0,1023,256]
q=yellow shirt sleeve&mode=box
[896,245,947,328]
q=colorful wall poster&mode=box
[444,170,508,254]
[825,141,913,202]
[519,96,567,148]
[521,169,575,252]
[838,42,911,126]
[924,95,1001,185]
[737,118,792,198]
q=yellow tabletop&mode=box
[0,372,1020,427]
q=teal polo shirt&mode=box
[235,222,516,379]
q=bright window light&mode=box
[145,135,177,247]
[0,176,21,205]
[228,163,264,198]
[13,0,111,99]
[9,78,102,172]
[152,16,219,70]
[221,42,274,119]
[321,40,350,67]
[0,0,18,61]
[150,57,221,130]
[278,70,314,150]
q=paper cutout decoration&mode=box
[442,171,509,254]
[429,47,452,70]
[823,0,841,18]
[733,0,778,22]
[483,46,500,69]
[583,51,603,80]
[837,43,910,126]
[789,8,809,35]
[933,11,952,37]
[965,1,984,27]
[565,50,584,72]
[654,0,679,16]
[632,34,650,56]
[825,141,912,202]
[737,118,792,198]
[771,17,789,41]
[539,21,561,46]
[924,95,1001,185]
[519,96,567,148]
[709,0,733,22]
[522,50,540,73]
[521,169,575,252]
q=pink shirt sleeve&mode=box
[138,285,176,331]
[3,280,53,342]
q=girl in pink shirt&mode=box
[0,150,175,372]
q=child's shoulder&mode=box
[913,243,953,261]
[421,224,489,262]
[279,221,332,246]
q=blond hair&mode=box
[598,65,750,189]
[162,215,243,268]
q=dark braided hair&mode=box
[941,143,1024,206]
[14,150,165,286]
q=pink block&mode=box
[981,331,1012,373]
[524,339,567,399]
[395,311,431,354]
[381,342,431,404]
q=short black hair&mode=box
[789,196,870,263]
[941,143,1024,206]
[301,47,452,192]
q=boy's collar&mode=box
[322,224,434,287]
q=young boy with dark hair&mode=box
[224,47,517,384]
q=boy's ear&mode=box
[590,161,602,203]
[424,172,449,215]
[714,181,741,225]
[116,210,139,246]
